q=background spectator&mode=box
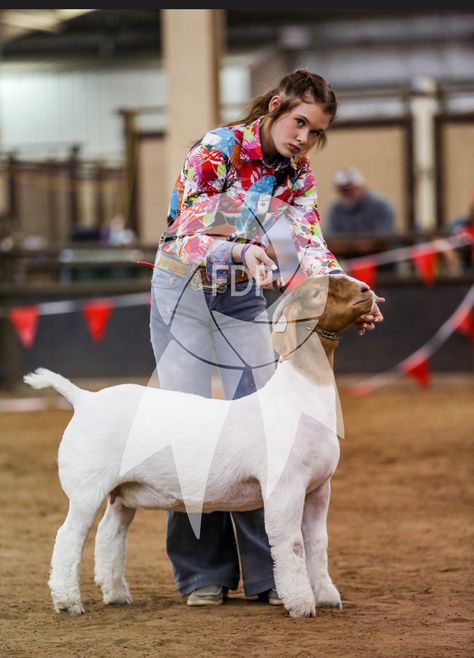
[326,167,396,236]
[100,215,137,246]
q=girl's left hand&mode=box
[355,294,385,336]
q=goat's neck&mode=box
[265,332,338,403]
[289,330,337,385]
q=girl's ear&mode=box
[268,95,282,114]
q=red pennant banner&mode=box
[83,301,113,342]
[349,259,377,289]
[9,306,39,348]
[411,248,437,286]
[455,309,474,341]
[402,357,431,388]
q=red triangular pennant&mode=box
[455,309,474,341]
[9,306,39,348]
[349,259,377,289]
[83,301,113,342]
[412,248,437,286]
[402,357,431,388]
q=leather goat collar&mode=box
[303,324,341,342]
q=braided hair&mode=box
[230,68,337,150]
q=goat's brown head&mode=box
[272,275,374,360]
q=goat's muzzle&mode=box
[352,291,375,313]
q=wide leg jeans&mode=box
[149,267,276,596]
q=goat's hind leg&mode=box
[94,496,136,606]
[302,481,342,609]
[49,499,100,614]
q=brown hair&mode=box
[230,68,337,150]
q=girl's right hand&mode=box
[232,244,277,286]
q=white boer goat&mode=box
[24,274,374,618]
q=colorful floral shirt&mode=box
[157,117,343,278]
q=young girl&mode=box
[149,68,384,607]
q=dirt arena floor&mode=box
[1,376,473,658]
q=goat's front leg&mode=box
[302,480,341,609]
[49,499,100,614]
[94,496,136,605]
[264,487,315,618]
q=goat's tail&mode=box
[23,368,85,405]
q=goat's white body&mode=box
[55,360,339,515]
[26,360,342,618]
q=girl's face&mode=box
[263,98,331,161]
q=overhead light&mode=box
[55,10,96,21]
[0,9,95,34]
[279,26,311,50]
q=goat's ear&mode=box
[272,300,302,360]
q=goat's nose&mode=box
[360,284,370,293]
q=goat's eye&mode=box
[314,290,321,298]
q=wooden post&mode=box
[95,160,106,228]
[162,9,224,193]
[7,151,18,232]
[409,77,440,231]
[46,158,60,244]
[119,108,139,237]
[68,144,81,233]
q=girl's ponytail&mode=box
[238,88,278,125]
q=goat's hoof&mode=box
[104,593,133,606]
[54,601,85,615]
[318,599,342,609]
[286,597,316,618]
[316,583,342,609]
[103,584,133,606]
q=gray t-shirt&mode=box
[326,191,395,235]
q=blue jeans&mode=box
[149,266,276,596]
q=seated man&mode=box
[326,167,395,236]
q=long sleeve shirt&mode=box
[158,117,343,278]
